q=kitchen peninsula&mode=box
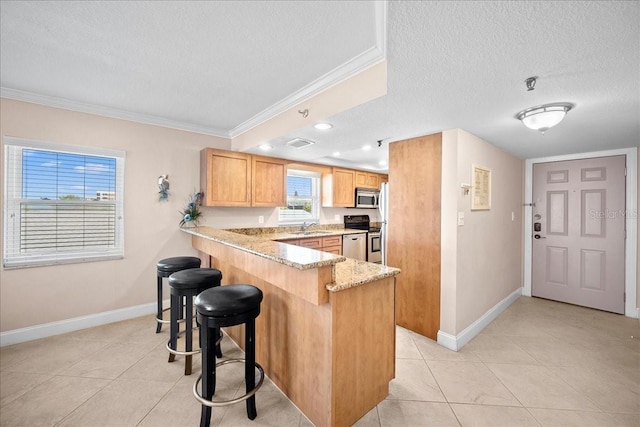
[182,226,400,427]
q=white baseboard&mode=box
[437,287,523,351]
[0,299,169,347]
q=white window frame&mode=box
[279,169,321,225]
[3,137,125,268]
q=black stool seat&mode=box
[195,284,263,317]
[167,268,222,376]
[169,268,223,290]
[157,256,201,273]
[194,284,264,427]
[155,256,201,333]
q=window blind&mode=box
[3,138,125,268]
[279,170,320,223]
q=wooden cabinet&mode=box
[321,235,342,255]
[322,168,355,207]
[355,171,380,189]
[200,148,251,207]
[277,235,342,255]
[379,174,388,187]
[200,148,285,207]
[251,155,286,207]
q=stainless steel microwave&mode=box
[355,188,379,209]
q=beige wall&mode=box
[0,99,230,332]
[440,129,523,336]
[0,99,383,334]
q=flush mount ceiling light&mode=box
[258,144,272,151]
[516,102,574,133]
[313,122,332,130]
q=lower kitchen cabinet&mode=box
[278,235,342,255]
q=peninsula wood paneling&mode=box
[192,235,395,427]
[388,133,442,339]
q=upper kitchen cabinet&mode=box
[355,171,380,189]
[379,175,388,187]
[251,155,286,207]
[322,168,355,207]
[200,148,286,207]
[200,148,251,206]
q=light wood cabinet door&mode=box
[365,173,379,189]
[355,171,368,188]
[298,237,322,249]
[356,171,380,189]
[322,235,342,255]
[379,174,388,189]
[252,155,286,207]
[332,168,356,207]
[200,148,251,207]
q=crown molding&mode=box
[1,1,387,141]
[229,0,388,138]
[0,87,231,138]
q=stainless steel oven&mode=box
[344,215,382,264]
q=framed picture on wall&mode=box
[471,164,491,210]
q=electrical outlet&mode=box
[258,215,264,224]
[334,214,340,221]
[457,212,464,226]
[511,211,515,221]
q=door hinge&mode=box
[624,293,626,302]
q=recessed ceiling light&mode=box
[379,160,387,166]
[362,145,372,151]
[259,144,272,151]
[333,152,341,157]
[313,123,333,130]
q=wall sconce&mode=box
[516,102,574,133]
[460,183,472,195]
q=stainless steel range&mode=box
[344,215,381,264]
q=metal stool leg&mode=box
[215,327,223,358]
[156,275,163,333]
[200,322,216,427]
[185,296,193,375]
[168,293,178,363]
[246,318,257,420]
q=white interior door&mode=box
[532,156,626,314]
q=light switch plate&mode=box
[334,214,340,221]
[457,212,465,226]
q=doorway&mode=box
[524,148,637,317]
[532,156,625,313]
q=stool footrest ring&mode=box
[166,341,201,357]
[193,359,264,407]
[157,307,193,325]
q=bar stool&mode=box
[156,256,201,333]
[193,284,264,427]
[167,268,222,375]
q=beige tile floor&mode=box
[1,296,639,426]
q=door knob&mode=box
[534,234,546,239]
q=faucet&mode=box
[301,221,317,232]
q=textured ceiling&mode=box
[1,1,639,172]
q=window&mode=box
[278,169,320,224]
[3,138,125,268]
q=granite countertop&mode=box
[181,226,400,292]
[328,258,400,292]
[181,226,345,270]
[225,225,367,241]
